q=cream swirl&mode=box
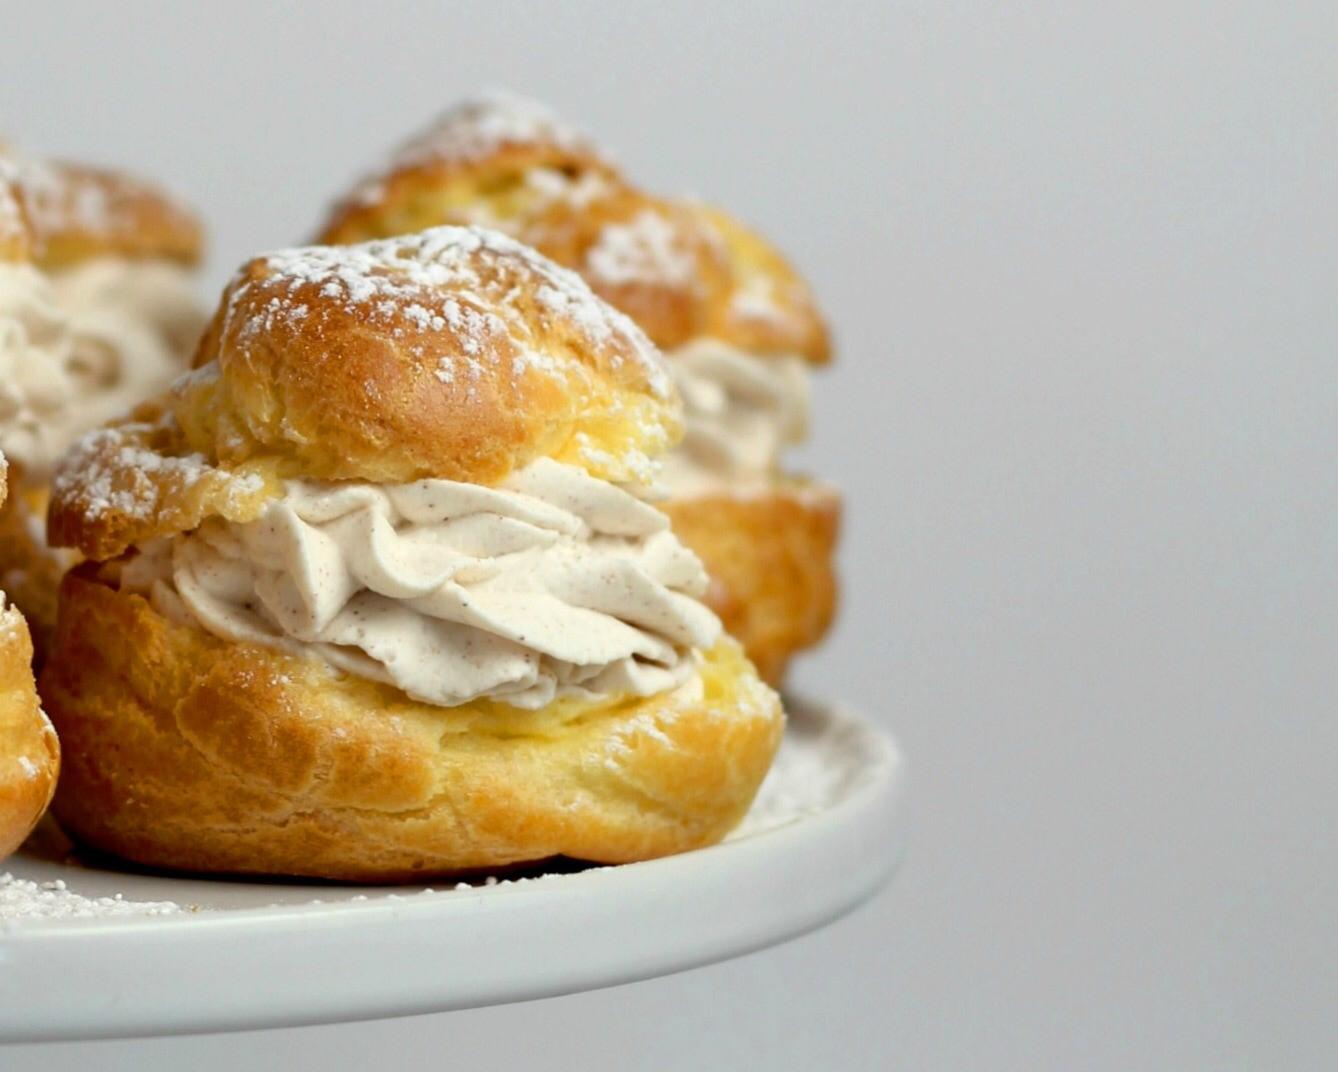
[50,258,206,432]
[0,263,80,475]
[121,458,722,710]
[0,259,203,479]
[659,339,811,496]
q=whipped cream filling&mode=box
[0,259,203,478]
[122,458,722,710]
[0,263,80,475]
[50,258,205,434]
[659,339,811,496]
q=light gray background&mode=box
[3,2,1335,1068]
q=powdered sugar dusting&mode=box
[0,150,195,255]
[52,416,265,533]
[729,272,791,327]
[731,735,839,838]
[401,90,597,167]
[55,425,209,522]
[729,712,871,839]
[586,210,696,289]
[6,154,113,241]
[350,90,609,207]
[230,226,672,400]
[0,874,183,922]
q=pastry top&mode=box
[2,151,202,269]
[326,91,624,241]
[318,94,829,363]
[49,225,682,560]
[180,226,677,482]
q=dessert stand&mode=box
[0,697,904,1042]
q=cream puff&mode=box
[0,149,205,658]
[41,226,783,881]
[318,93,838,683]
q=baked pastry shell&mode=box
[40,569,783,881]
[21,161,203,270]
[663,479,840,684]
[0,600,59,859]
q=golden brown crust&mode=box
[662,481,840,683]
[176,228,678,489]
[316,97,829,363]
[41,570,782,880]
[0,601,59,860]
[12,158,203,270]
[46,406,282,561]
[0,480,75,666]
[323,94,625,252]
[687,204,831,365]
[497,190,734,354]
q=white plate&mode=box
[0,698,904,1042]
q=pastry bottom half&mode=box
[663,479,840,684]
[40,569,783,881]
[0,601,59,859]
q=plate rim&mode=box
[0,697,905,1042]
